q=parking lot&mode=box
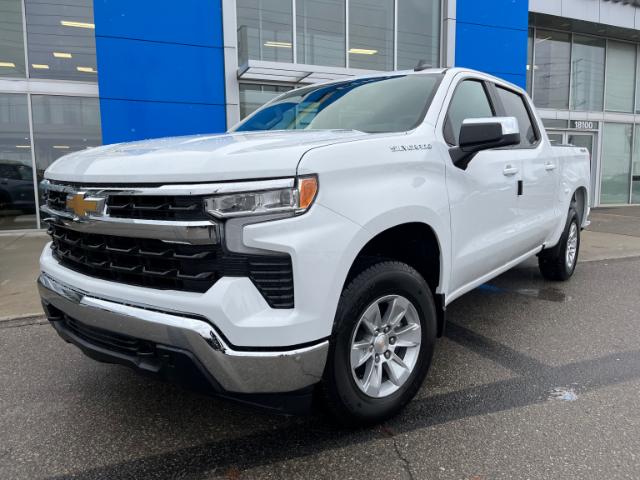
[1,207,640,479]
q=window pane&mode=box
[296,0,345,67]
[31,95,101,199]
[237,0,293,63]
[571,35,605,111]
[0,93,36,230]
[396,0,440,70]
[600,123,631,204]
[444,81,494,145]
[0,0,26,78]
[25,0,97,81]
[526,28,533,96]
[496,86,537,146]
[533,30,570,109]
[632,125,640,204]
[348,0,393,70]
[239,83,292,119]
[605,41,636,113]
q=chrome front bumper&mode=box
[38,273,328,394]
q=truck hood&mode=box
[45,130,370,184]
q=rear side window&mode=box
[495,86,539,147]
[444,80,494,145]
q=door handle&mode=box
[545,161,557,171]
[502,165,519,176]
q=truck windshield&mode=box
[233,74,443,134]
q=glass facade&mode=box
[348,0,393,70]
[25,0,97,81]
[0,0,101,230]
[237,0,440,70]
[237,0,294,63]
[0,93,35,230]
[571,35,605,112]
[533,30,571,109]
[296,0,345,67]
[605,41,635,113]
[396,0,440,70]
[528,27,640,204]
[601,123,632,204]
[0,0,26,78]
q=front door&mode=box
[442,78,522,295]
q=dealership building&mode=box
[1,0,640,232]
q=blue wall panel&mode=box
[99,99,226,143]
[455,0,529,89]
[94,0,226,144]
[96,37,225,105]
[94,0,222,47]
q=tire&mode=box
[321,261,437,426]
[538,207,580,281]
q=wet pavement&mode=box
[1,253,639,479]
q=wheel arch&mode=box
[342,221,447,336]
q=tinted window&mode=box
[234,74,442,133]
[495,86,538,147]
[444,80,494,145]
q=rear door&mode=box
[442,78,523,295]
[491,84,559,249]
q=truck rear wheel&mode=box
[538,207,580,281]
[321,261,437,425]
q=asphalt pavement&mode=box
[1,208,640,479]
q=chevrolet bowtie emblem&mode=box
[66,193,101,217]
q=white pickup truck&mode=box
[38,68,590,424]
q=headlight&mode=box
[204,175,318,219]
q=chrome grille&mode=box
[48,224,294,307]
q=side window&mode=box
[495,86,539,147]
[444,80,494,145]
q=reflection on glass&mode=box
[237,0,293,63]
[297,0,345,67]
[239,83,292,118]
[31,95,101,205]
[348,0,393,70]
[25,0,97,81]
[632,126,640,204]
[571,35,605,111]
[235,74,442,133]
[0,0,26,78]
[533,30,570,109]
[0,94,37,230]
[396,0,440,70]
[526,28,533,95]
[605,41,635,113]
[600,123,631,204]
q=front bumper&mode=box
[38,273,328,394]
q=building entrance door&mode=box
[546,131,597,206]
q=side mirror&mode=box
[450,116,520,169]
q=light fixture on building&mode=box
[77,66,97,73]
[0,61,16,68]
[60,20,95,29]
[348,48,378,55]
[53,145,70,149]
[32,64,50,69]
[264,41,292,48]
[53,52,73,58]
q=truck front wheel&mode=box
[321,261,437,425]
[538,207,581,281]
